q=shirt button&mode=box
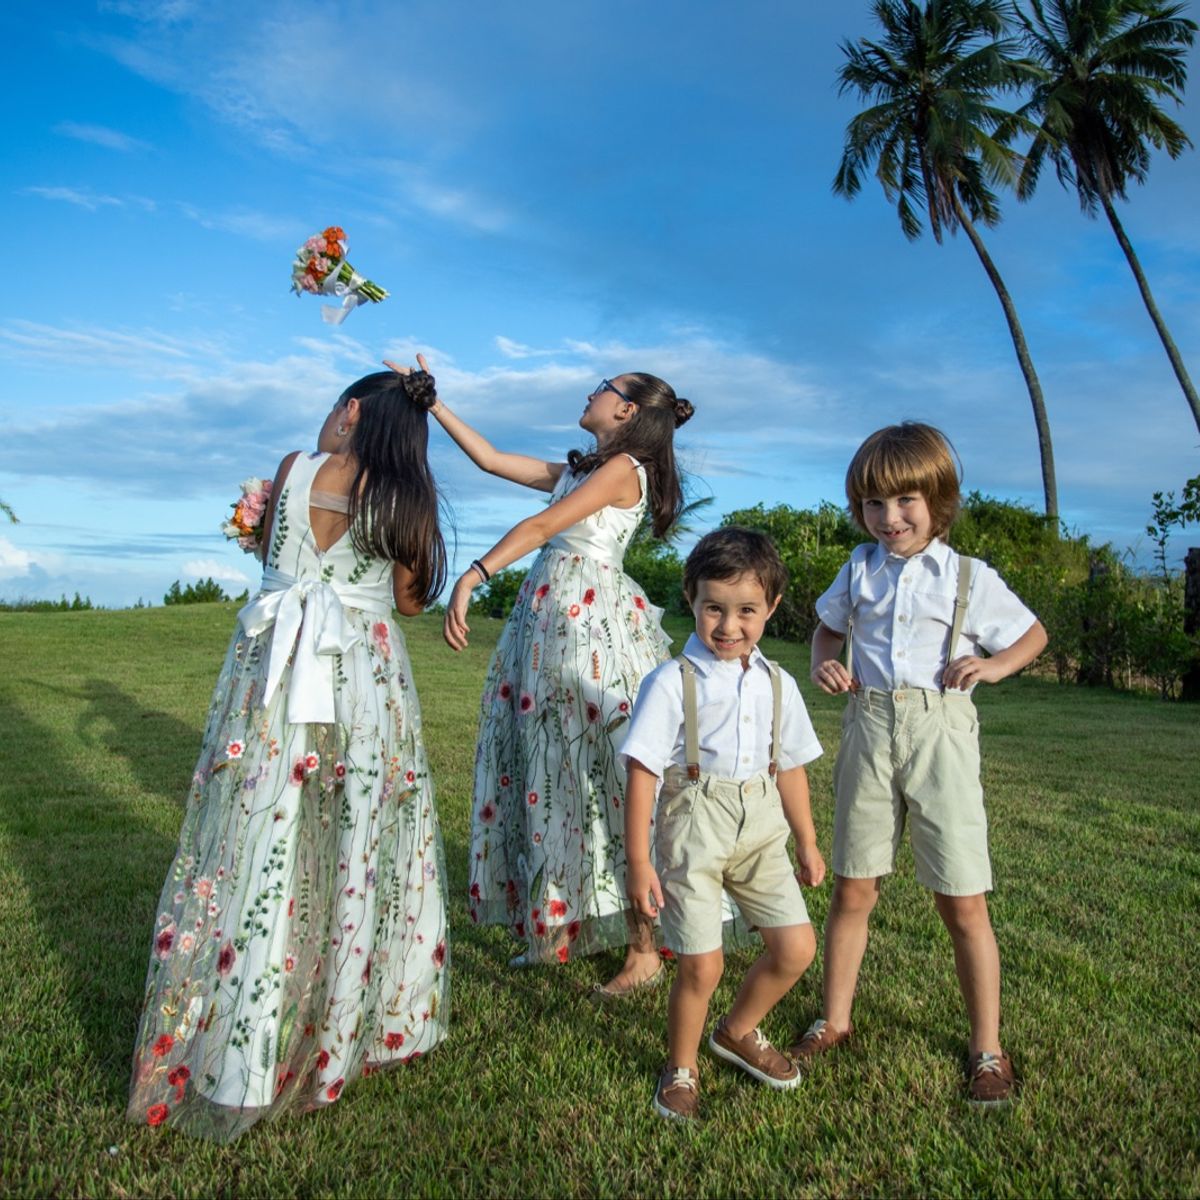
[897,649,906,657]
[898,614,908,623]
[742,716,751,724]
[741,756,749,763]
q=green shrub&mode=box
[164,578,236,605]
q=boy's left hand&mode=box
[795,842,826,888]
[943,654,1006,690]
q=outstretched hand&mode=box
[443,574,473,651]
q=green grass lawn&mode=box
[0,606,1197,1197]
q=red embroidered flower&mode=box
[556,944,569,963]
[535,584,550,598]
[499,774,510,787]
[479,802,496,824]
[304,752,320,773]
[499,682,512,700]
[326,1078,345,1101]
[633,595,646,610]
[432,940,447,967]
[618,700,629,713]
[548,899,568,918]
[515,921,525,937]
[527,791,538,806]
[586,702,600,723]
[568,920,581,941]
[519,692,534,713]
[290,759,306,785]
[275,1068,295,1094]
[155,923,175,959]
[535,920,547,936]
[470,882,481,899]
[334,760,346,781]
[384,1031,405,1050]
[405,770,415,783]
[217,940,236,976]
[166,1065,190,1086]
[583,588,595,605]
[568,604,581,618]
[659,947,676,960]
[317,1049,330,1071]
[146,1103,169,1127]
[152,1034,174,1058]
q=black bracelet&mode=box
[470,559,491,583]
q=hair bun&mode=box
[405,369,438,412]
[673,397,694,428]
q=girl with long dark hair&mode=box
[128,369,450,1141]
[387,354,693,993]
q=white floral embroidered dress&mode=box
[128,451,448,1142]
[468,457,672,962]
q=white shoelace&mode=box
[974,1052,1004,1076]
[665,1068,697,1094]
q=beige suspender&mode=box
[843,555,974,689]
[944,556,973,692]
[678,656,783,780]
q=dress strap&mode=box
[677,656,701,781]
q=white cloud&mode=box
[53,121,151,153]
[21,185,155,212]
[181,557,251,586]
[0,535,35,579]
[177,202,304,242]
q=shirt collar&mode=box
[866,535,951,576]
[682,631,769,676]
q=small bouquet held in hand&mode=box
[221,476,273,554]
[290,226,388,325]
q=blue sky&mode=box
[2,0,1198,607]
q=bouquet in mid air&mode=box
[221,476,273,553]
[291,226,388,324]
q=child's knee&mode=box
[676,949,724,995]
[831,875,881,918]
[934,890,992,938]
[764,923,816,977]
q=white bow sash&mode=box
[238,566,394,724]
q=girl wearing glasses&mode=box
[386,355,693,993]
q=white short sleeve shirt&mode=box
[815,539,1037,692]
[620,633,823,782]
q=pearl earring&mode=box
[336,424,349,437]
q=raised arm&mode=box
[442,454,642,650]
[383,354,564,492]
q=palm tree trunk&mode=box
[1099,191,1200,435]
[951,194,1059,521]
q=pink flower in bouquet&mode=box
[221,476,272,554]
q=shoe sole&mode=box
[708,1034,801,1090]
[593,965,666,999]
[967,1094,1013,1109]
[653,1095,696,1121]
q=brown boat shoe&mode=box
[967,1050,1016,1107]
[654,1065,699,1120]
[787,1018,852,1063]
[709,1017,800,1089]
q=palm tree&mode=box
[1014,0,1199,432]
[836,0,1060,519]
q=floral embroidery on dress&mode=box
[128,451,448,1142]
[468,459,672,961]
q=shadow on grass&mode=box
[0,678,203,1103]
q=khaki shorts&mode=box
[655,766,810,955]
[832,688,991,895]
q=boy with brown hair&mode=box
[796,422,1047,1106]
[622,527,826,1120]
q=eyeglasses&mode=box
[592,378,636,405]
